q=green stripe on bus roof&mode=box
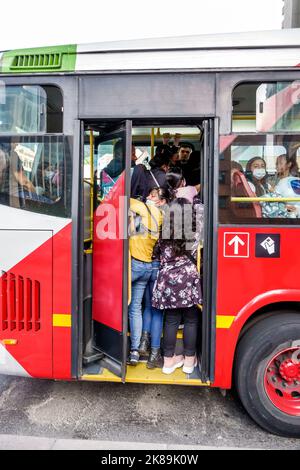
[0,44,77,73]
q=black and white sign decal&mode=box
[255,234,280,258]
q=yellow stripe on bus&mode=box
[216,315,235,329]
[53,314,72,328]
[52,314,234,330]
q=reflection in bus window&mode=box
[98,139,125,199]
[0,85,63,134]
[0,136,72,217]
[232,82,300,133]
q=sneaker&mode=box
[182,355,197,374]
[127,350,140,366]
[162,355,184,375]
[146,348,163,369]
[138,332,151,355]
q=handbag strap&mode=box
[185,252,197,266]
[149,170,160,188]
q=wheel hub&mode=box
[264,346,300,416]
[279,359,300,382]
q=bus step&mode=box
[82,361,209,387]
[83,351,104,365]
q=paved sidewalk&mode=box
[0,434,256,450]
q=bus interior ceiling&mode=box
[81,122,204,381]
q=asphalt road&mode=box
[0,374,299,450]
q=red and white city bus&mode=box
[1,29,300,436]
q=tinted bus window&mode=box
[219,134,300,224]
[0,85,63,133]
[233,82,300,133]
[0,136,72,218]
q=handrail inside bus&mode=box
[150,128,155,159]
[231,197,300,203]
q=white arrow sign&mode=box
[228,235,245,255]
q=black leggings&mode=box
[163,306,199,358]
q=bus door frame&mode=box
[201,118,219,383]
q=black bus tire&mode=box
[234,313,300,437]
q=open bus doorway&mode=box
[80,120,216,386]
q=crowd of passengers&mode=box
[231,152,300,218]
[127,134,203,375]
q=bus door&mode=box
[92,121,132,379]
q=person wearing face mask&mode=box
[138,187,170,369]
[128,187,168,366]
[245,157,271,196]
[246,156,296,218]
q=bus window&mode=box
[0,136,72,217]
[219,134,300,224]
[0,85,63,133]
[98,138,125,199]
[232,81,300,133]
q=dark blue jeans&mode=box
[143,261,164,349]
[128,258,152,351]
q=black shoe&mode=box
[138,332,150,355]
[147,347,163,369]
[127,350,140,366]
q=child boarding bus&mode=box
[0,29,300,437]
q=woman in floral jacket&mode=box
[152,197,203,375]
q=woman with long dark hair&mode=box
[139,187,171,369]
[245,157,270,196]
[152,198,202,375]
[275,154,300,217]
[275,154,299,180]
[166,167,200,203]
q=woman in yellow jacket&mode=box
[128,187,169,365]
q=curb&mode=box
[0,434,257,450]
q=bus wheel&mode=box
[235,313,300,437]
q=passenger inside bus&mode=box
[131,151,170,200]
[169,147,180,167]
[275,154,299,182]
[176,143,195,184]
[152,197,202,375]
[166,167,201,202]
[128,186,168,366]
[139,187,171,370]
[146,153,170,194]
[184,150,201,186]
[155,132,181,162]
[274,154,300,217]
[231,154,300,218]
[0,142,36,203]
